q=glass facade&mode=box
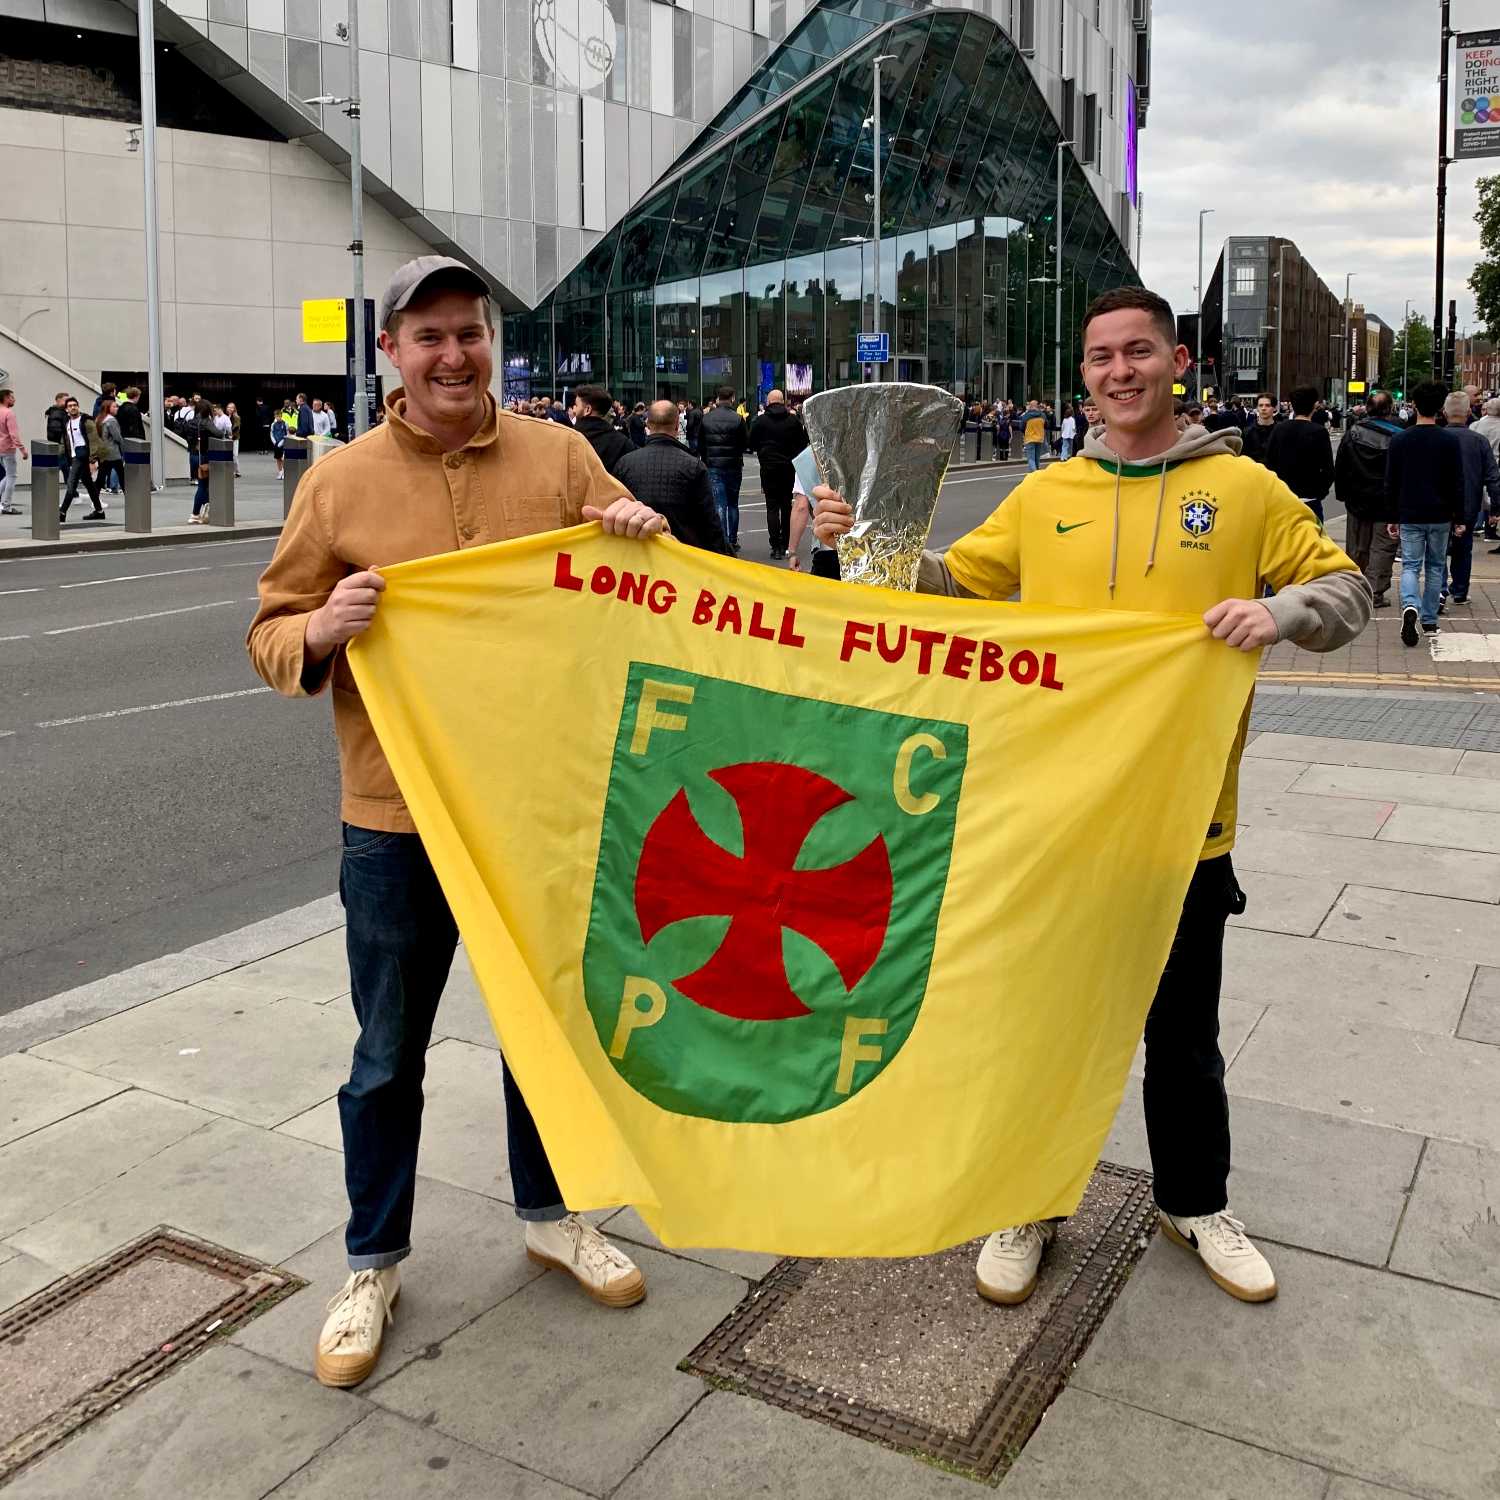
[503,10,1138,409]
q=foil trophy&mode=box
[801,383,965,591]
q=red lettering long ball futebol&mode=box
[552,550,1064,691]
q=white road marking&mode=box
[59,566,211,589]
[34,686,272,728]
[1429,633,1500,662]
[44,600,240,635]
[0,587,42,596]
[0,633,30,642]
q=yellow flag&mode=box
[348,526,1256,1257]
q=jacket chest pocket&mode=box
[503,495,566,535]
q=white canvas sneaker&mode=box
[1160,1210,1278,1302]
[525,1214,646,1307]
[314,1264,401,1387]
[975,1221,1056,1305]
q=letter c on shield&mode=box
[893,733,946,816]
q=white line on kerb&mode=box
[34,686,272,729]
[59,566,212,589]
[0,587,43,596]
[0,633,30,642]
[44,600,240,635]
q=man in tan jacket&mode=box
[249,256,669,1388]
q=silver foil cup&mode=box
[801,383,965,591]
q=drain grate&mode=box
[682,1161,1155,1482]
[0,1227,304,1484]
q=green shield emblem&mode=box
[582,662,967,1124]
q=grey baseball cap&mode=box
[378,255,489,329]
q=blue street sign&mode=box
[856,332,890,363]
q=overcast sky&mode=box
[1138,0,1492,337]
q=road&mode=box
[0,461,1033,1013]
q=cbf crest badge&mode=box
[1181,491,1218,538]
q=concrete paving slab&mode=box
[1,1344,365,1500]
[1071,1240,1500,1499]
[1459,965,1500,1044]
[0,1248,66,1313]
[1228,1009,1500,1149]
[1246,732,1464,773]
[372,1244,747,1496]
[1223,927,1471,1035]
[0,952,230,1059]
[600,1206,784,1282]
[429,948,499,1048]
[270,1410,590,1499]
[1232,824,1500,901]
[224,928,350,1003]
[177,891,343,966]
[1236,757,1313,796]
[277,1038,513,1201]
[1379,803,1500,855]
[0,1091,214,1239]
[999,1388,1328,1499]
[1388,1139,1500,1299]
[8,1116,349,1271]
[1103,1083,1422,1266]
[1317,884,1500,968]
[613,1390,979,1499]
[1129,998,1264,1081]
[1235,789,1394,839]
[0,1053,128,1146]
[1294,762,1500,812]
[1457,748,1500,780]
[233,1177,544,1387]
[1226,868,1343,936]
[31,980,357,1129]
[1323,1481,1425,1500]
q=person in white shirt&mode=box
[1060,405,1079,460]
[312,398,338,438]
[786,471,839,579]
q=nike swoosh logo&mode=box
[1056,520,1095,534]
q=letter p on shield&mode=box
[610,976,667,1058]
[630,679,695,756]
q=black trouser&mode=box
[1141,853,1243,1217]
[762,463,793,553]
[811,548,840,579]
[60,449,100,515]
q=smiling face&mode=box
[1081,308,1190,457]
[378,288,494,441]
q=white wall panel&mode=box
[581,95,606,231]
[450,69,481,214]
[451,0,477,70]
[420,61,454,212]
[554,91,580,229]
[650,0,673,116]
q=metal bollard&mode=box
[29,439,60,542]
[282,439,309,518]
[121,437,152,533]
[208,437,235,527]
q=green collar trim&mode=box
[1089,456,1187,478]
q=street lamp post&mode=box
[870,52,895,380]
[1402,298,1413,396]
[303,6,368,437]
[1027,139,1074,412]
[136,7,164,490]
[1197,208,1214,401]
[1342,271,1357,410]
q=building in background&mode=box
[0,0,1150,427]
[1347,305,1394,399]
[1200,236,1343,404]
[1456,336,1500,392]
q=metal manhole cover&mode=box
[682,1161,1155,1482]
[0,1227,304,1484]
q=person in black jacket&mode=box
[613,401,729,553]
[626,402,648,449]
[747,390,807,559]
[699,385,749,554]
[115,386,146,442]
[569,384,633,478]
[57,397,104,521]
[1242,394,1279,465]
[1333,391,1404,606]
[1264,384,1335,522]
[44,392,69,446]
[1387,381,1465,641]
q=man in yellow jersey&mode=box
[814,286,1370,1306]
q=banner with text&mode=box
[1455,30,1500,161]
[349,528,1256,1256]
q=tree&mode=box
[1390,313,1434,394]
[1471,175,1500,341]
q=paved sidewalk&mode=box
[4,706,1500,1496]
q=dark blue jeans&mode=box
[338,823,565,1270]
[1448,525,1475,600]
[707,466,742,545]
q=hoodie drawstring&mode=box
[1145,461,1168,579]
[1108,463,1123,596]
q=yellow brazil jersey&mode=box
[944,450,1357,859]
[1023,414,1047,445]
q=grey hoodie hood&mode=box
[1078,424,1245,594]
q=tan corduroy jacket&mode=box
[247,389,629,832]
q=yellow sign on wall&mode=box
[1348,381,1367,394]
[302,298,346,343]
